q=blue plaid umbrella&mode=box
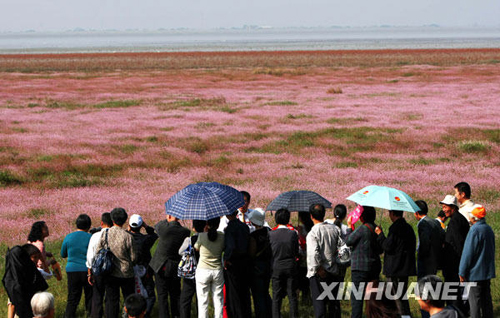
[266,190,332,212]
[165,182,245,220]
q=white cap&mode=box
[248,208,266,227]
[440,195,458,208]
[129,214,143,228]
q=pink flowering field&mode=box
[1,50,500,245]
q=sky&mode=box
[1,0,500,32]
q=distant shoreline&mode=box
[1,48,499,72]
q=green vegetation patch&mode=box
[0,170,24,187]
[265,100,298,106]
[456,140,490,153]
[246,127,402,155]
[93,100,140,109]
[26,208,53,219]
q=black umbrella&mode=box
[266,190,332,212]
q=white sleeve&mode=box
[86,231,102,269]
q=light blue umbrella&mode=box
[165,182,245,220]
[346,185,420,213]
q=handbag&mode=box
[177,243,197,280]
[336,236,351,266]
[91,229,114,276]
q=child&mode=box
[124,294,147,318]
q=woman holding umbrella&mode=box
[345,206,382,318]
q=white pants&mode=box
[195,267,224,318]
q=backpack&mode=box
[178,242,197,280]
[92,229,114,276]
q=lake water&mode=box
[1,26,499,53]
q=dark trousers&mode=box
[65,271,92,318]
[104,275,135,318]
[143,268,156,318]
[156,267,182,318]
[298,265,311,303]
[180,278,197,318]
[224,262,252,318]
[310,274,341,318]
[443,269,467,313]
[350,270,378,318]
[387,277,410,317]
[250,264,272,318]
[468,280,493,318]
[90,274,105,318]
[271,268,298,318]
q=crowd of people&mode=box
[2,182,496,318]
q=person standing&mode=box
[375,210,416,317]
[248,209,272,318]
[269,208,299,318]
[459,205,495,318]
[3,244,48,318]
[97,208,137,318]
[27,221,53,278]
[454,182,474,221]
[128,214,158,318]
[307,204,343,318]
[195,218,225,318]
[178,220,206,318]
[61,214,93,318]
[223,210,252,318]
[440,195,469,311]
[86,212,113,318]
[218,191,269,233]
[414,200,445,278]
[150,214,190,318]
[414,200,445,318]
[346,206,382,318]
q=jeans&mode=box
[196,268,224,318]
[272,268,298,318]
[310,273,341,318]
[468,280,493,318]
[104,275,135,318]
[65,271,92,318]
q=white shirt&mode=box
[458,199,475,222]
[217,209,269,233]
[86,229,105,269]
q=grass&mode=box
[0,170,23,187]
[246,127,403,155]
[456,140,490,153]
[42,100,140,110]
[327,87,343,94]
[265,101,298,106]
[1,49,500,73]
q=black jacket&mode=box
[2,246,48,318]
[443,212,469,275]
[269,227,299,275]
[130,225,158,267]
[149,220,190,274]
[417,216,445,276]
[377,217,416,278]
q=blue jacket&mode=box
[459,219,496,281]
